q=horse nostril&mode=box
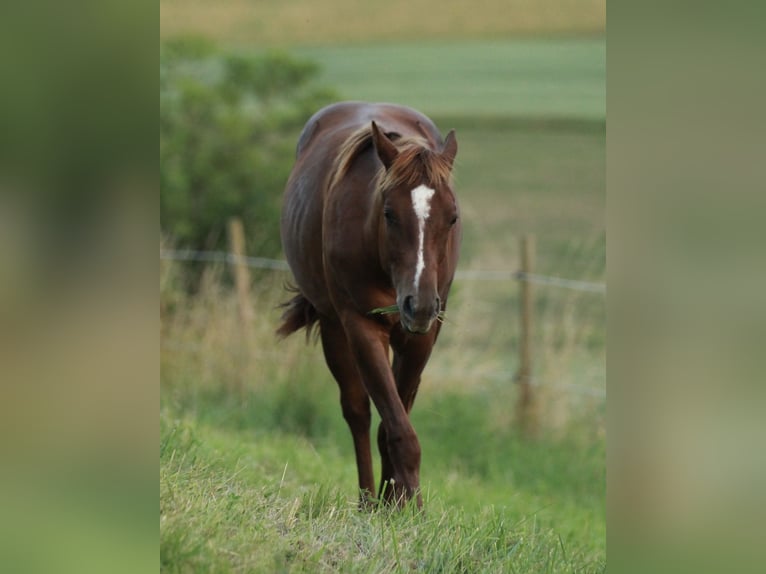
[402,295,415,318]
[434,296,441,314]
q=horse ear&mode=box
[441,129,458,168]
[371,121,398,170]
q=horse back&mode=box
[296,101,444,158]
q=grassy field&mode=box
[161,245,604,573]
[161,393,604,573]
[160,268,605,572]
[160,0,605,47]
[161,3,605,571]
[293,39,605,121]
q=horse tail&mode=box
[276,286,319,341]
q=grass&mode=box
[451,125,605,269]
[160,431,604,573]
[293,39,605,121]
[161,386,605,573]
[160,0,605,47]
[160,256,605,571]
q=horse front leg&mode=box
[342,315,423,507]
[377,332,436,504]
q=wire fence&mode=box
[160,249,606,293]
[160,249,291,271]
[161,245,606,400]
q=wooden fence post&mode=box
[516,234,538,436]
[227,217,254,330]
[227,217,252,395]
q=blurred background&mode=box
[160,1,605,571]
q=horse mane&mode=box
[328,124,453,193]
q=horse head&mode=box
[371,121,459,334]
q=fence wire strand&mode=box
[514,271,606,293]
[160,249,606,292]
[160,249,291,271]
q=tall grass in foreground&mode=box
[160,253,605,572]
[161,413,604,573]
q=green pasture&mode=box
[161,259,605,572]
[294,39,605,121]
[161,379,605,573]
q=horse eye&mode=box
[384,208,397,224]
[449,215,459,226]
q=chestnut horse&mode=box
[277,101,460,507]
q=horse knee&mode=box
[340,397,370,432]
[387,430,421,469]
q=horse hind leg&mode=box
[319,317,376,507]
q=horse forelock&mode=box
[377,139,454,192]
[328,126,453,195]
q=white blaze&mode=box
[411,185,435,290]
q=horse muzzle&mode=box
[399,294,440,334]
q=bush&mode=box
[160,37,337,270]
